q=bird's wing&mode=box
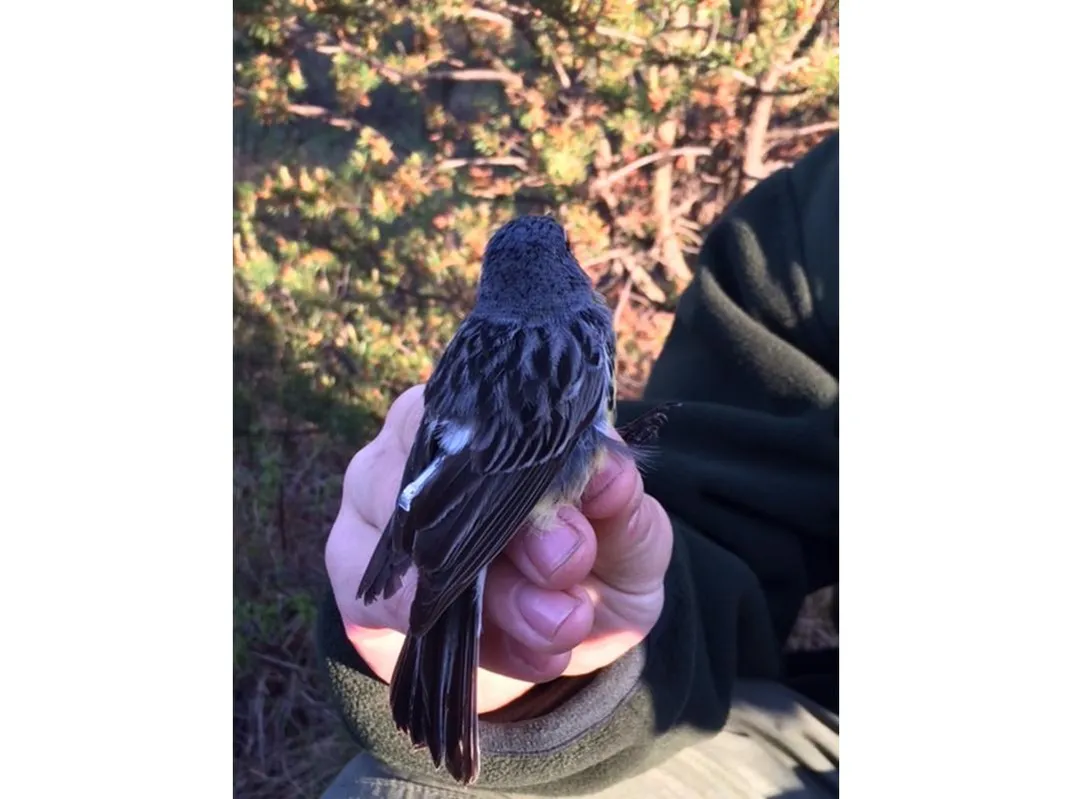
[395,311,612,634]
[354,411,438,603]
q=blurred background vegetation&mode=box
[233,1,838,796]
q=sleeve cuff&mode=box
[315,513,725,794]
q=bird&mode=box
[356,214,677,785]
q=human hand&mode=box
[325,385,674,714]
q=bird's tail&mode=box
[389,577,482,785]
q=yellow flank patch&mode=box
[527,498,566,532]
[524,444,609,531]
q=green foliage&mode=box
[234,0,839,439]
[234,592,318,673]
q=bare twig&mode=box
[587,249,666,304]
[437,156,528,170]
[547,48,572,89]
[594,24,647,46]
[671,191,705,221]
[462,7,513,28]
[583,248,633,269]
[725,67,758,88]
[617,254,667,305]
[652,119,692,285]
[613,273,634,332]
[734,7,750,41]
[314,45,407,84]
[739,0,828,196]
[314,42,522,88]
[703,11,723,53]
[767,120,840,142]
[593,146,715,190]
[425,68,523,88]
[675,224,704,247]
[253,651,306,673]
[501,2,536,19]
[783,55,814,74]
[286,103,360,131]
[740,69,782,190]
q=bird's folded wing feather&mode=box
[394,315,611,635]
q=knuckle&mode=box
[597,495,672,597]
[600,583,665,634]
[630,496,672,579]
[618,458,643,503]
[385,384,426,426]
[387,385,426,450]
[323,515,348,575]
[343,439,384,500]
[625,469,645,517]
[647,497,674,572]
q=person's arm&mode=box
[629,130,839,648]
[317,133,839,795]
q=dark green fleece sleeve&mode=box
[634,131,839,647]
[316,133,839,795]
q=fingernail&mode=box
[525,519,582,576]
[517,586,581,641]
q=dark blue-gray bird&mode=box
[357,214,676,785]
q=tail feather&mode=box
[389,578,482,784]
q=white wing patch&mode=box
[397,423,473,511]
[438,422,473,455]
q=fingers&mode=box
[592,494,673,596]
[477,625,572,686]
[582,449,674,597]
[482,452,672,682]
[503,505,597,591]
[482,506,598,681]
[478,556,593,683]
[485,557,593,650]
